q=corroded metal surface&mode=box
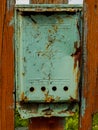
[16,4,82,12]
[15,4,82,118]
[17,102,78,119]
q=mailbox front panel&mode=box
[15,7,81,103]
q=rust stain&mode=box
[23,57,26,62]
[55,96,60,101]
[45,96,54,103]
[56,16,64,24]
[68,111,75,115]
[18,8,82,13]
[52,25,58,33]
[75,83,79,102]
[48,29,52,33]
[45,91,54,103]
[46,37,55,49]
[22,72,25,76]
[76,69,80,83]
[69,96,78,102]
[58,110,75,115]
[75,85,79,100]
[42,107,53,116]
[71,41,81,70]
[44,91,60,102]
[58,110,67,114]
[20,92,28,102]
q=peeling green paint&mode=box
[15,4,82,118]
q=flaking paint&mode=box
[15,4,82,118]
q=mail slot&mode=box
[15,4,82,118]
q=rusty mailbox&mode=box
[15,4,82,119]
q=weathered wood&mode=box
[31,0,68,4]
[29,118,65,130]
[0,0,14,130]
[79,0,98,130]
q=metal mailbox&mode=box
[15,4,82,118]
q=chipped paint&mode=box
[15,4,82,118]
[71,45,81,69]
[15,4,82,12]
[20,92,29,102]
[16,102,78,119]
[15,7,82,102]
[45,92,54,103]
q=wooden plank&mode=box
[93,0,98,114]
[0,0,14,130]
[79,0,98,130]
[29,118,65,130]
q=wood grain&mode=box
[0,0,14,130]
[79,0,98,130]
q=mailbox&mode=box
[15,4,82,119]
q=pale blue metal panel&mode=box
[15,5,82,103]
[15,4,82,118]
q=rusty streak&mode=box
[71,41,81,69]
[45,91,54,103]
[20,92,28,102]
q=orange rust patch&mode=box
[71,41,81,70]
[58,110,67,114]
[69,96,77,102]
[76,69,80,83]
[58,110,75,115]
[45,91,54,103]
[68,111,75,115]
[45,96,54,103]
[20,92,28,102]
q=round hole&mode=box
[64,86,68,91]
[41,86,46,92]
[52,86,57,91]
[30,87,35,92]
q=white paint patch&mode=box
[16,0,30,4]
[68,0,83,4]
